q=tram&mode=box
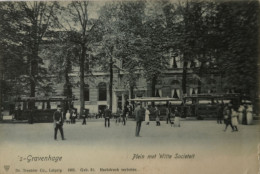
[184,93,241,119]
[129,94,241,120]
[14,96,76,123]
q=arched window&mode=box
[192,88,196,95]
[173,57,178,68]
[171,80,180,86]
[98,82,107,101]
[171,89,180,98]
[84,84,89,101]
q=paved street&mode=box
[0,119,259,174]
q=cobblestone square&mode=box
[0,120,259,174]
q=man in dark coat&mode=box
[122,105,128,125]
[82,109,88,125]
[242,105,248,125]
[135,103,145,137]
[217,103,223,124]
[14,105,22,120]
[104,105,112,127]
[53,105,65,140]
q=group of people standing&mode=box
[135,103,182,137]
[222,104,239,132]
[65,109,77,124]
[143,106,181,127]
[217,103,250,132]
[116,105,133,126]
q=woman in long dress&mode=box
[242,105,248,125]
[65,110,71,124]
[145,107,150,125]
[231,108,239,131]
[174,107,181,127]
[247,105,253,125]
[238,105,244,124]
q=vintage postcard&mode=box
[0,0,259,174]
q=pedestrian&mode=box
[13,106,18,120]
[104,105,112,127]
[247,105,253,125]
[174,107,181,127]
[53,105,65,140]
[145,106,150,125]
[29,107,35,124]
[65,110,71,124]
[231,108,239,131]
[166,106,170,124]
[217,103,223,124]
[134,103,145,137]
[238,105,244,124]
[126,105,130,121]
[71,110,77,124]
[155,107,160,126]
[169,109,174,126]
[122,105,128,125]
[82,110,88,125]
[15,105,22,120]
[116,107,122,124]
[223,104,234,132]
[242,105,248,125]
[98,109,102,118]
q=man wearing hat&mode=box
[53,105,65,140]
[104,105,112,127]
[134,102,145,137]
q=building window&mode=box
[171,80,180,86]
[189,88,198,95]
[136,93,143,98]
[190,61,196,68]
[171,89,180,98]
[155,89,162,97]
[172,57,178,68]
[117,96,122,110]
[98,82,107,101]
[84,84,89,101]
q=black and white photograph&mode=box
[0,0,259,174]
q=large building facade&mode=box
[62,54,224,114]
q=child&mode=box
[155,107,160,126]
[156,115,160,126]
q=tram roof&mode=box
[184,93,240,99]
[129,97,181,102]
[15,96,77,102]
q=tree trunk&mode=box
[64,56,72,98]
[151,76,157,107]
[182,61,188,95]
[30,53,37,98]
[197,62,205,94]
[29,45,38,109]
[79,44,86,117]
[109,55,113,110]
[130,85,134,99]
[64,74,72,98]
[151,76,157,97]
[0,54,3,111]
[130,84,134,106]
